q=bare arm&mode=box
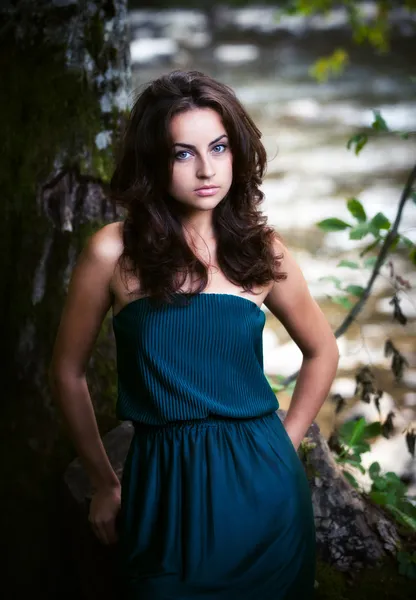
[49,223,122,543]
[264,240,339,449]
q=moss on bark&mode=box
[315,555,415,599]
[0,2,128,595]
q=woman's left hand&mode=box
[283,421,305,451]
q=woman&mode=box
[50,70,339,599]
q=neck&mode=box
[181,212,216,246]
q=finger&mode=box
[90,518,109,545]
[104,518,119,544]
[96,521,110,545]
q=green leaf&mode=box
[410,247,416,266]
[397,499,416,517]
[397,550,411,565]
[352,441,371,455]
[370,490,389,506]
[343,470,359,489]
[338,419,358,441]
[360,238,381,256]
[384,471,401,482]
[372,478,388,491]
[401,235,415,249]
[387,504,416,531]
[331,296,354,310]
[320,276,343,289]
[337,260,359,269]
[386,491,398,505]
[309,48,349,82]
[273,375,286,383]
[363,256,377,268]
[371,109,389,132]
[347,198,367,222]
[370,212,391,230]
[389,234,400,252]
[349,419,367,446]
[369,462,381,480]
[286,380,296,392]
[339,417,367,447]
[364,422,382,438]
[347,133,368,155]
[268,383,280,393]
[317,218,352,231]
[345,285,365,297]
[349,222,374,240]
[384,472,403,487]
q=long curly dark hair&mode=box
[110,70,286,305]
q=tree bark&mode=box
[0,1,129,596]
[298,415,400,571]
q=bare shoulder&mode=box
[265,235,308,310]
[85,221,124,265]
[271,234,288,261]
[50,221,125,378]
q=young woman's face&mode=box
[167,108,233,212]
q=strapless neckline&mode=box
[112,292,264,320]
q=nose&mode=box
[196,154,215,180]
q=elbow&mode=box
[48,362,57,388]
[304,335,340,368]
[328,336,340,374]
[325,332,340,363]
[48,360,84,390]
[330,331,340,354]
[48,358,62,388]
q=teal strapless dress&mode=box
[112,293,316,599]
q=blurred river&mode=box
[126,5,416,460]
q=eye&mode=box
[212,143,227,153]
[175,150,192,161]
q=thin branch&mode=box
[280,161,416,387]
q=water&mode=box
[127,6,416,484]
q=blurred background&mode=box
[126,0,416,447]
[1,1,415,598]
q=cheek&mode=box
[169,165,190,197]
[169,165,182,188]
[224,155,233,179]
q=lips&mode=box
[194,186,220,197]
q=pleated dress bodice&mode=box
[112,293,279,424]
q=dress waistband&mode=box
[132,411,277,434]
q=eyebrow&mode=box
[172,134,228,150]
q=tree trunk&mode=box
[298,416,400,571]
[0,1,129,596]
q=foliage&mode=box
[267,374,296,394]
[333,416,416,578]
[276,104,416,577]
[316,110,416,316]
[396,550,416,580]
[279,0,416,80]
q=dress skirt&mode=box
[118,411,316,599]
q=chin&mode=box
[195,198,224,210]
[178,197,223,212]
